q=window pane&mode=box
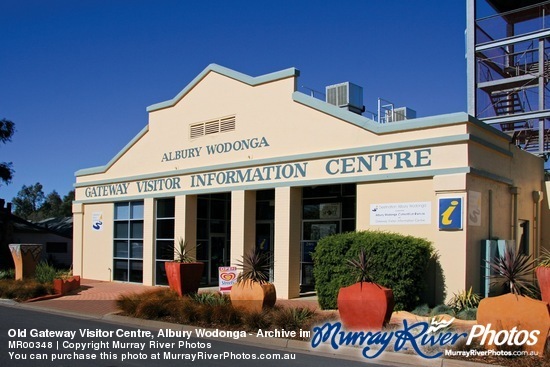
[156,219,174,239]
[256,201,274,220]
[114,241,128,257]
[210,219,225,233]
[115,203,129,220]
[196,240,207,261]
[114,222,129,238]
[129,261,143,282]
[156,240,174,260]
[113,260,128,281]
[155,261,168,285]
[130,241,143,259]
[197,219,208,239]
[157,198,175,218]
[211,200,225,220]
[303,204,319,219]
[342,219,356,233]
[197,197,208,218]
[131,202,144,219]
[131,221,143,238]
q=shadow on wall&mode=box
[421,252,446,307]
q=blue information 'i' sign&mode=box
[438,198,463,230]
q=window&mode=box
[113,201,144,282]
[301,184,356,291]
[155,198,175,285]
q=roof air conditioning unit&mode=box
[385,107,416,123]
[326,82,365,115]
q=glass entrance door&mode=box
[209,234,228,284]
[256,221,274,281]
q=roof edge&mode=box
[75,125,149,177]
[146,64,300,112]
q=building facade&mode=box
[73,64,548,302]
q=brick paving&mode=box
[28,279,321,317]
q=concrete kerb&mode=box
[0,299,500,367]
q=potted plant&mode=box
[53,270,81,295]
[477,244,548,356]
[536,248,550,303]
[164,238,204,296]
[230,247,276,313]
[485,243,536,297]
[337,248,394,331]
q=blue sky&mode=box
[0,1,468,203]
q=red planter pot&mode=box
[53,275,81,295]
[337,282,394,331]
[536,267,550,303]
[230,279,276,313]
[164,262,204,296]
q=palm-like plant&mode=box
[236,247,271,284]
[487,244,536,296]
[169,238,197,263]
[538,247,550,267]
[347,248,374,284]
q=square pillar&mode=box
[230,190,256,265]
[274,186,301,299]
[72,203,84,277]
[175,195,197,258]
[142,198,155,285]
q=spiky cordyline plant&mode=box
[538,247,550,267]
[347,248,375,284]
[487,244,536,296]
[236,247,271,285]
[169,238,197,263]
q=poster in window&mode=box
[320,203,340,219]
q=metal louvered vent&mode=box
[189,115,236,139]
[190,124,204,139]
[220,116,236,132]
[204,120,219,135]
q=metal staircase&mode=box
[468,0,550,160]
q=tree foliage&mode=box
[0,118,15,186]
[12,183,73,221]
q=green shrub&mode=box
[430,304,455,317]
[0,269,15,280]
[411,304,431,317]
[456,308,477,321]
[34,261,64,284]
[312,230,433,311]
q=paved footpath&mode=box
[25,279,321,317]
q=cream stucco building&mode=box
[73,64,549,303]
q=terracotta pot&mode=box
[536,267,550,303]
[164,262,204,296]
[477,293,550,356]
[53,275,81,295]
[230,279,276,313]
[337,282,394,331]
